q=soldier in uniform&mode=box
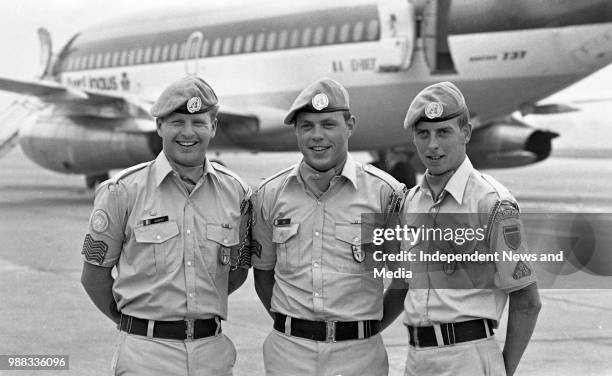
[251,77,407,376]
[80,76,252,375]
[393,81,541,376]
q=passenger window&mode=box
[244,34,254,53]
[152,46,161,62]
[266,31,277,50]
[289,29,299,48]
[179,42,186,59]
[223,37,232,55]
[211,38,221,56]
[233,35,243,54]
[96,53,104,68]
[120,50,129,66]
[103,52,112,67]
[112,51,120,66]
[367,19,379,40]
[278,30,288,49]
[352,21,364,42]
[326,25,337,44]
[301,27,312,47]
[161,45,169,61]
[144,47,152,63]
[128,50,136,65]
[313,26,324,45]
[339,23,350,43]
[169,43,178,60]
[255,33,265,52]
[201,39,210,57]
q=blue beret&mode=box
[284,77,350,124]
[150,76,218,118]
[403,81,468,134]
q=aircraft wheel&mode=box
[85,172,110,189]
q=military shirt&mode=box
[252,155,405,321]
[401,157,536,327]
[82,151,251,321]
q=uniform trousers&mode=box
[403,336,506,376]
[111,331,236,376]
[263,329,389,376]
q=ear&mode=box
[210,117,218,139]
[462,122,472,144]
[346,115,356,137]
[156,118,163,137]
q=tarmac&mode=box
[1,147,611,375]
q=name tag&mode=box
[274,218,291,226]
[142,216,169,226]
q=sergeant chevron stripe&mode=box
[81,234,109,265]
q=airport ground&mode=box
[1,147,611,375]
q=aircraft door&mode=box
[184,31,203,75]
[422,0,456,73]
[376,0,416,71]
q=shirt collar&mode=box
[289,153,358,189]
[153,151,217,187]
[442,157,473,205]
[416,157,473,204]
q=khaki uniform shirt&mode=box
[82,151,250,321]
[252,155,405,321]
[401,157,536,327]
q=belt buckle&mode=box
[445,323,456,345]
[185,319,195,341]
[325,321,337,343]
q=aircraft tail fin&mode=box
[37,28,54,79]
[0,97,42,159]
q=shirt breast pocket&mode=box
[334,223,377,273]
[204,224,239,276]
[133,221,180,275]
[272,223,300,273]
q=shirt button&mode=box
[223,238,228,244]
[315,231,320,236]
[186,229,191,235]
[313,261,319,267]
[189,293,194,298]
[353,236,360,242]
[149,210,156,216]
[317,201,321,206]
[187,261,193,266]
[314,292,320,297]
[313,174,320,180]
[156,234,161,240]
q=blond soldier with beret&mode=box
[80,76,252,375]
[251,77,407,376]
[391,81,541,376]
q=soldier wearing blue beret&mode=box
[252,77,407,375]
[391,82,541,376]
[81,75,252,375]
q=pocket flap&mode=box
[134,221,179,243]
[207,224,239,246]
[335,223,369,245]
[272,223,299,243]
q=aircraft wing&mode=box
[0,76,152,120]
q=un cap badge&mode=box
[425,102,443,119]
[311,93,329,111]
[187,96,202,113]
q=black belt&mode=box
[273,313,380,342]
[408,319,494,348]
[119,314,220,341]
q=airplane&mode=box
[1,0,612,188]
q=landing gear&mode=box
[85,172,109,189]
[370,149,418,188]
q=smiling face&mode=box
[294,111,354,172]
[413,118,471,175]
[156,111,217,168]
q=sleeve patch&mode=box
[82,234,109,265]
[91,209,110,233]
[503,225,521,250]
[512,260,532,280]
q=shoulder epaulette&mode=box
[363,163,404,192]
[211,162,251,195]
[257,165,295,190]
[109,161,152,184]
[478,172,514,201]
